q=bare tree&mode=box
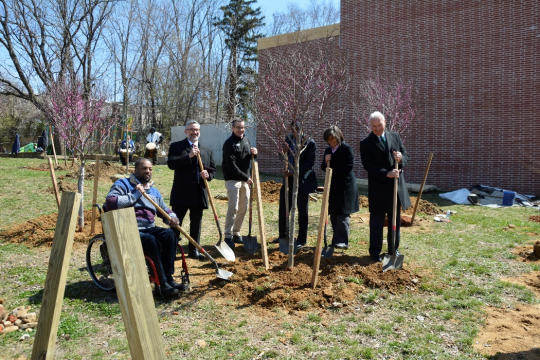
[268,0,340,36]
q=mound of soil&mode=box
[27,160,129,182]
[512,244,540,262]
[185,248,420,311]
[529,215,540,223]
[358,195,442,216]
[0,210,101,247]
[474,304,540,359]
[259,181,282,202]
[502,272,540,298]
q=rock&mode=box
[507,224,516,229]
[332,302,343,308]
[20,322,37,330]
[0,323,3,333]
[3,320,12,327]
[22,313,37,323]
[7,314,17,323]
[19,333,30,341]
[416,315,425,322]
[322,288,334,298]
[412,278,419,284]
[13,306,28,318]
[14,319,22,326]
[3,325,19,333]
[195,339,207,348]
[534,241,540,258]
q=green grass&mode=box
[0,157,539,359]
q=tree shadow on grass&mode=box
[28,280,118,305]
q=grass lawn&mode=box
[0,157,538,359]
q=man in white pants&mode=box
[221,119,257,249]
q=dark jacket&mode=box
[321,142,359,215]
[285,134,317,194]
[222,133,252,181]
[167,138,215,209]
[360,131,411,213]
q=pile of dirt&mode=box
[0,210,101,247]
[357,195,442,216]
[259,180,282,202]
[512,244,540,262]
[187,249,420,311]
[26,160,129,182]
[529,215,540,223]
[473,304,540,359]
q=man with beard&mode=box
[104,158,183,297]
[168,120,216,260]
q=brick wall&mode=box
[258,1,540,195]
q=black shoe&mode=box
[188,250,206,261]
[271,237,284,244]
[232,235,243,244]
[334,243,349,250]
[160,282,179,297]
[167,279,186,291]
[224,237,235,250]
[370,255,382,262]
[295,242,305,252]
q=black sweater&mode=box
[222,133,252,181]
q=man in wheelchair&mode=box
[104,157,183,297]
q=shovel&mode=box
[196,153,235,262]
[382,161,405,272]
[243,179,259,254]
[321,218,333,258]
[141,191,233,280]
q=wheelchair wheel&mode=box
[86,234,115,291]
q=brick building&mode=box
[257,1,539,195]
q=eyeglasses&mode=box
[187,128,200,132]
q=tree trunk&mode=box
[287,154,301,269]
[77,160,86,231]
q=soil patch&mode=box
[358,195,442,216]
[502,272,540,298]
[27,161,129,182]
[181,248,420,311]
[0,210,101,246]
[259,180,282,202]
[512,244,540,262]
[473,304,540,359]
[529,215,540,223]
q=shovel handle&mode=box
[140,191,217,264]
[391,161,399,251]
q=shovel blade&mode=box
[321,246,334,258]
[216,268,234,280]
[279,238,299,255]
[242,235,259,254]
[382,254,404,272]
[214,241,236,262]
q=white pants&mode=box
[224,180,250,238]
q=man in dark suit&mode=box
[360,111,411,262]
[167,120,216,260]
[276,128,317,250]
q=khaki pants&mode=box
[224,180,250,238]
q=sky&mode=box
[257,0,340,22]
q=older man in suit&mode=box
[360,111,411,262]
[167,120,216,260]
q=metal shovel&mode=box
[243,180,259,254]
[382,162,404,272]
[197,153,235,262]
[141,191,233,280]
[321,219,333,258]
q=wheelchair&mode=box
[86,205,190,295]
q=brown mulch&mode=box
[529,215,540,223]
[26,160,129,182]
[185,248,420,311]
[259,180,283,202]
[0,210,101,247]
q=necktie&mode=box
[380,135,387,149]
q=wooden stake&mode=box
[411,152,434,225]
[311,165,332,289]
[90,156,101,234]
[31,192,81,360]
[47,157,60,209]
[252,159,269,270]
[101,207,166,360]
[49,125,58,166]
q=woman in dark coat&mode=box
[321,125,359,249]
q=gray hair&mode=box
[369,111,386,123]
[185,120,200,128]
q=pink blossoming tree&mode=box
[46,79,115,229]
[356,73,416,139]
[256,39,348,268]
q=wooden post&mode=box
[90,156,101,234]
[311,166,332,289]
[31,192,81,360]
[252,160,269,270]
[411,152,434,225]
[47,157,61,209]
[49,125,58,166]
[101,207,166,360]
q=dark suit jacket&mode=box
[285,135,317,194]
[321,142,359,215]
[167,138,216,209]
[360,131,411,213]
